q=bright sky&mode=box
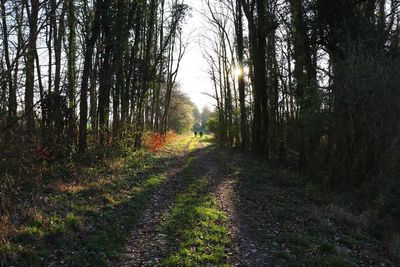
[177,0,215,110]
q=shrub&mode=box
[142,131,176,152]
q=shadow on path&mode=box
[119,139,273,266]
[119,143,217,266]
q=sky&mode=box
[176,0,215,110]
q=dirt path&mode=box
[118,138,272,266]
[118,139,194,266]
[119,139,224,266]
[196,142,273,266]
[118,138,392,266]
[215,148,393,266]
[217,178,273,266]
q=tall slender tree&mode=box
[25,0,40,135]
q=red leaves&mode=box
[143,131,176,152]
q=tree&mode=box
[234,0,249,150]
[200,106,212,131]
[202,0,400,193]
[0,0,191,155]
[289,0,318,172]
[1,0,16,128]
[206,112,219,136]
[79,0,103,152]
[235,0,273,155]
[167,87,195,134]
[25,0,40,135]
[67,0,77,149]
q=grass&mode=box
[2,134,391,266]
[1,135,192,266]
[160,139,230,267]
[214,146,389,266]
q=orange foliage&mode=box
[142,131,176,152]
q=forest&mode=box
[1,0,400,266]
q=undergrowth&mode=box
[0,133,189,266]
[215,147,393,266]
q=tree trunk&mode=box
[1,0,16,126]
[25,0,40,135]
[78,0,102,152]
[98,1,113,147]
[67,0,77,149]
[234,1,249,150]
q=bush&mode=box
[142,131,176,152]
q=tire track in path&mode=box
[118,137,272,266]
[118,138,199,266]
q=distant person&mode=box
[200,131,203,138]
[194,131,197,138]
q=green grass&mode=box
[4,134,387,266]
[160,140,230,267]
[197,134,215,145]
[1,135,193,266]
[213,147,358,266]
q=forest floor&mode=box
[1,135,395,266]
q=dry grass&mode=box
[48,180,87,193]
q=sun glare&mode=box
[234,67,243,77]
